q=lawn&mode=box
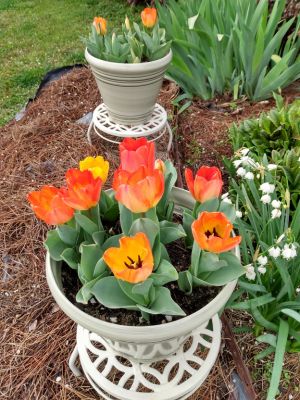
[0,0,140,125]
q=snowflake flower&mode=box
[236,210,242,218]
[221,192,229,199]
[282,244,297,260]
[261,194,271,204]
[268,247,281,258]
[241,148,250,156]
[245,265,256,280]
[267,164,277,171]
[237,167,246,177]
[271,208,281,219]
[222,197,232,204]
[271,200,281,209]
[257,255,268,266]
[260,182,275,194]
[258,266,266,274]
[245,172,254,180]
[233,159,242,168]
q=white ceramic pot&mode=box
[85,49,172,125]
[46,187,238,362]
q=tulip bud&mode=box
[125,16,131,31]
[155,159,166,174]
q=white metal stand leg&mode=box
[68,345,82,377]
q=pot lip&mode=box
[85,48,172,72]
[46,186,240,335]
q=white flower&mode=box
[271,200,281,209]
[256,173,260,179]
[245,171,254,180]
[221,192,229,199]
[241,156,255,167]
[241,148,250,156]
[222,197,232,204]
[271,208,281,219]
[261,194,271,204]
[282,244,297,260]
[236,210,242,218]
[257,255,268,266]
[260,182,275,194]
[267,164,277,171]
[245,265,256,280]
[233,159,242,168]
[258,266,267,274]
[268,246,281,258]
[276,233,285,243]
[296,287,300,293]
[237,167,246,177]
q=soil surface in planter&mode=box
[61,237,220,326]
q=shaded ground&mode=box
[0,67,299,399]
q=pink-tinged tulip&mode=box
[62,169,102,210]
[27,186,74,225]
[113,166,164,213]
[119,137,155,173]
[185,166,223,203]
[192,211,241,253]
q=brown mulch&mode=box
[0,67,300,400]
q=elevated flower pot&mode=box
[46,187,238,363]
[85,49,172,126]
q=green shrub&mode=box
[157,0,300,100]
[230,94,300,156]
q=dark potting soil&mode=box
[61,237,220,326]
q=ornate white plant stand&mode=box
[87,103,173,152]
[68,315,221,400]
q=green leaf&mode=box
[129,218,159,248]
[151,259,178,286]
[61,248,79,269]
[132,279,154,305]
[102,234,123,251]
[219,201,236,222]
[119,204,134,235]
[90,276,139,310]
[44,230,70,261]
[76,275,106,304]
[57,225,78,246]
[183,208,194,247]
[198,251,227,273]
[138,287,186,316]
[92,230,106,246]
[93,257,108,278]
[178,270,193,294]
[231,293,275,310]
[159,221,186,244]
[80,244,103,281]
[281,308,300,324]
[266,319,289,400]
[75,213,98,236]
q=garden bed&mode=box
[0,67,299,399]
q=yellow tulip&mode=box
[79,156,109,184]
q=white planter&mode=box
[85,49,172,125]
[46,187,238,363]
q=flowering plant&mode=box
[226,148,300,400]
[84,8,171,63]
[28,138,244,321]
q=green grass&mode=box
[0,0,141,125]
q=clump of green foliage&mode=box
[230,94,300,156]
[157,0,300,100]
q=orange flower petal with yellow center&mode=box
[192,212,241,253]
[103,232,154,283]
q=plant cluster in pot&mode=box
[84,8,172,125]
[28,139,245,395]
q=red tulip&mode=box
[113,166,164,213]
[192,211,241,253]
[119,137,155,173]
[62,169,102,210]
[27,186,74,225]
[185,166,223,203]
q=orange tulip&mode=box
[27,186,74,225]
[192,211,241,253]
[103,232,154,283]
[119,137,155,173]
[62,169,102,211]
[185,166,223,203]
[113,166,164,213]
[93,16,107,35]
[141,7,157,28]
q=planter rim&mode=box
[85,48,172,73]
[46,187,239,341]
